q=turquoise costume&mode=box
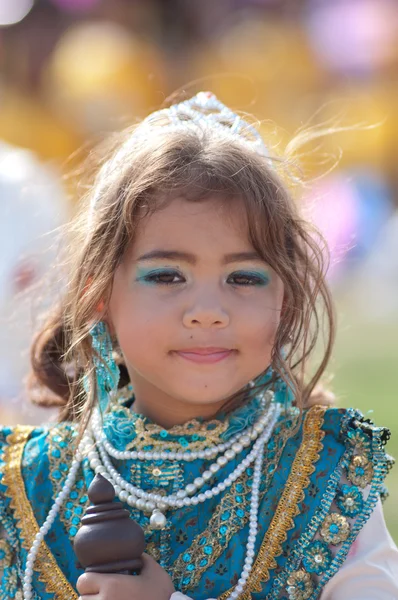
[0,390,393,600]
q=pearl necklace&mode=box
[23,399,281,600]
[225,434,265,600]
[96,391,273,463]
[22,444,84,600]
[86,402,281,530]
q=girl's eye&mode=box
[227,271,270,287]
[138,269,185,285]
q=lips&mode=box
[173,347,234,364]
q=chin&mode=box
[168,381,243,407]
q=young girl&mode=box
[0,92,396,600]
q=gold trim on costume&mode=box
[2,426,78,600]
[219,405,326,600]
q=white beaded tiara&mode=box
[90,92,269,217]
[137,91,269,157]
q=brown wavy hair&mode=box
[28,97,336,432]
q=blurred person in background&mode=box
[0,142,68,424]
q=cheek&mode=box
[110,294,174,361]
[244,308,281,352]
[241,287,283,343]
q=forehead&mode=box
[129,196,252,255]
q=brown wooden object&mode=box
[74,474,146,574]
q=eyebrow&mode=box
[136,250,264,265]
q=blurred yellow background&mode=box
[0,0,396,540]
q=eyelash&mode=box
[140,269,184,285]
[139,269,269,287]
[227,271,270,286]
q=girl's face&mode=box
[109,197,284,424]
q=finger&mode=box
[141,553,158,569]
[76,573,100,595]
[140,553,161,575]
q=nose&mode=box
[182,297,230,329]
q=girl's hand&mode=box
[77,554,175,600]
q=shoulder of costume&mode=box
[255,403,395,599]
[320,404,394,496]
[0,422,82,599]
[0,422,80,510]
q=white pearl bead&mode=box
[149,511,167,530]
[193,477,204,488]
[232,442,243,453]
[176,490,187,499]
[209,463,220,473]
[202,470,212,481]
[185,483,196,495]
[225,449,236,461]
[136,498,146,510]
[217,456,228,467]
[119,490,128,502]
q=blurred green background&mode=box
[334,300,398,542]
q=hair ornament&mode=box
[138,91,270,157]
[89,92,270,220]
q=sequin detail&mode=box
[302,540,332,575]
[336,484,364,517]
[220,405,326,600]
[104,394,267,453]
[320,513,350,545]
[347,454,374,488]
[47,425,89,540]
[2,427,78,599]
[172,409,297,592]
[286,570,314,600]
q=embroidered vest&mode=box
[0,404,393,600]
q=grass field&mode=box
[332,300,398,543]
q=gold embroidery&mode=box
[108,392,269,453]
[219,405,326,600]
[2,426,78,600]
[171,409,298,592]
[47,424,89,541]
[127,415,230,452]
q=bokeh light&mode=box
[0,0,33,26]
